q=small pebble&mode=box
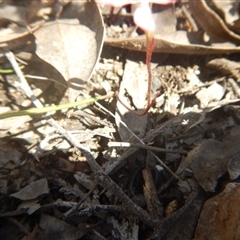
[110,25,122,33]
[21,99,31,107]
[106,71,118,81]
[117,68,123,77]
[0,106,11,114]
[32,88,43,97]
[122,23,128,31]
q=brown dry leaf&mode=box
[106,31,240,54]
[189,0,240,43]
[211,0,240,29]
[34,1,104,102]
[195,183,240,240]
[187,125,240,192]
[207,58,240,82]
[105,1,240,54]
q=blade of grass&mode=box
[0,92,114,119]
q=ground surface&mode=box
[0,1,240,240]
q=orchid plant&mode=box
[97,0,176,115]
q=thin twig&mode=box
[79,204,123,216]
[63,185,97,218]
[228,78,240,98]
[151,152,181,181]
[182,4,198,31]
[25,74,67,88]
[108,141,187,155]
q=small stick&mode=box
[151,153,181,181]
[108,141,187,155]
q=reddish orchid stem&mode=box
[145,31,155,109]
[117,31,159,116]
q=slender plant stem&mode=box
[146,31,155,106]
[116,31,159,116]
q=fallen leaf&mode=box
[228,154,240,180]
[211,0,240,32]
[105,32,240,54]
[195,82,225,108]
[34,1,104,102]
[0,140,22,168]
[207,58,240,82]
[195,183,240,240]
[189,0,240,44]
[11,178,49,200]
[17,199,41,215]
[187,125,240,192]
[105,1,240,54]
